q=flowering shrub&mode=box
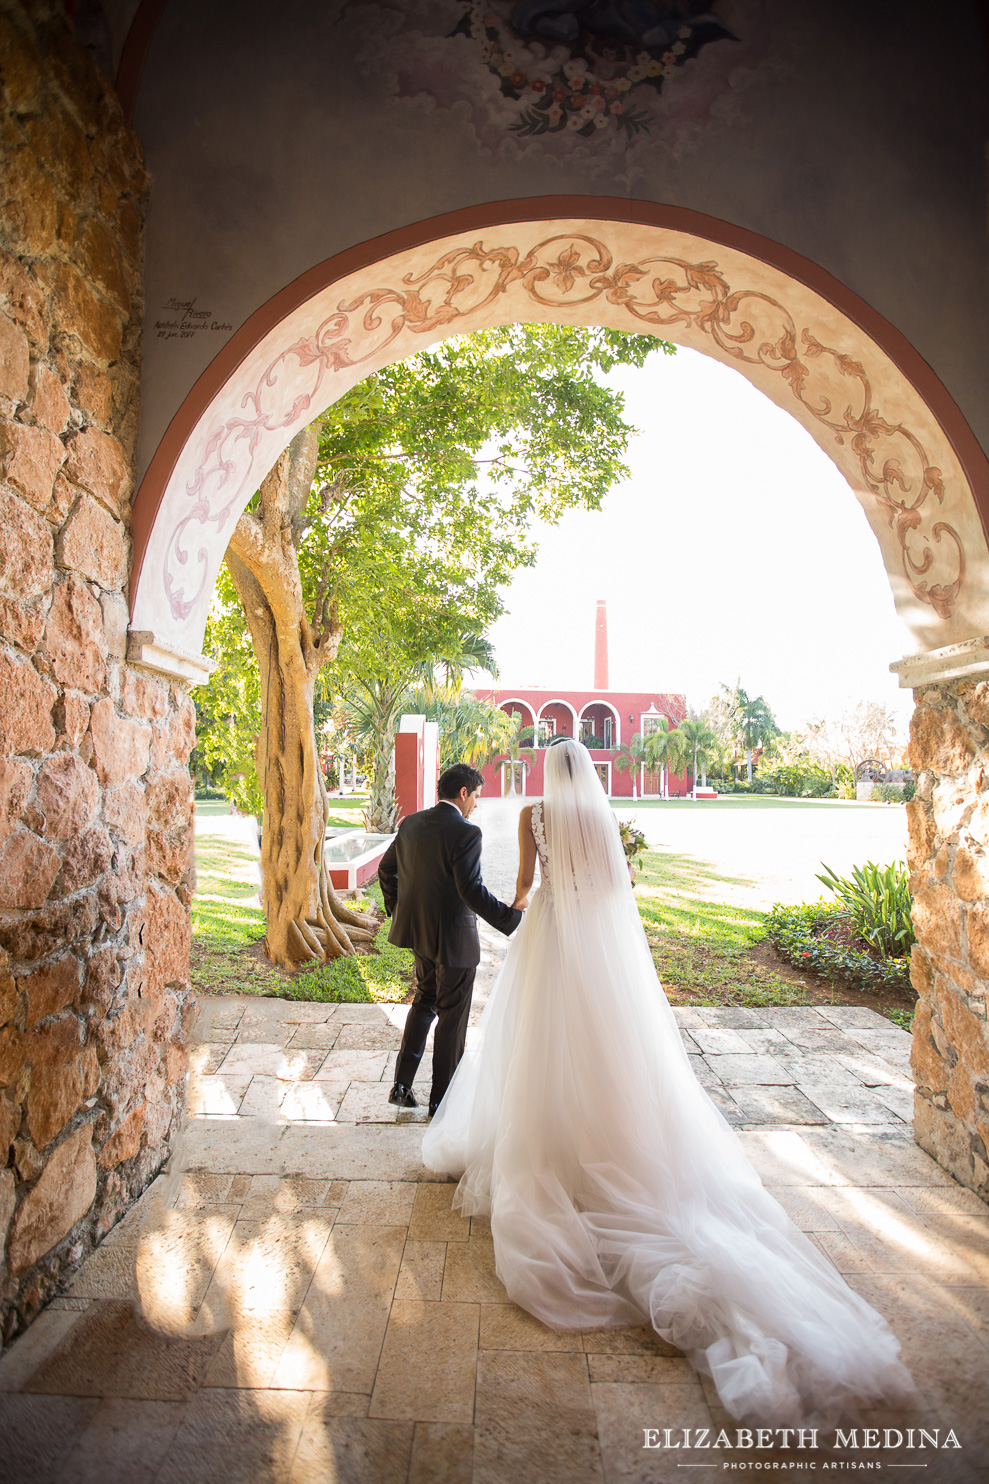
[765,901,912,994]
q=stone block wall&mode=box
[908,679,989,1201]
[0,1,195,1342]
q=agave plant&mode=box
[816,860,915,958]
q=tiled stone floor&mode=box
[2,996,988,1482]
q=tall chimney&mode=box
[594,599,609,691]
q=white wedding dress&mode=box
[421,739,915,1427]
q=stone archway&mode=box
[128,199,989,680]
[127,198,989,1200]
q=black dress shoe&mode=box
[428,1100,439,1118]
[388,1083,418,1108]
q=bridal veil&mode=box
[421,738,915,1427]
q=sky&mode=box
[481,346,916,734]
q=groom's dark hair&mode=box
[438,763,484,799]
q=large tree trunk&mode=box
[227,428,378,968]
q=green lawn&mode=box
[195,837,261,900]
[612,795,882,813]
[191,818,413,1003]
[196,796,368,831]
[632,848,816,1008]
[191,802,912,1025]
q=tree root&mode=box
[264,788,383,967]
[316,860,379,938]
[286,918,321,961]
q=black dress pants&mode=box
[394,956,476,1104]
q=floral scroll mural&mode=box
[452,1,737,138]
[162,231,965,632]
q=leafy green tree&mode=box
[196,576,265,815]
[208,324,672,964]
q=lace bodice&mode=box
[531,799,551,901]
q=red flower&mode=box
[553,86,567,101]
[511,70,527,88]
[570,93,586,107]
[531,77,546,92]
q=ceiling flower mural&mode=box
[453,2,737,137]
[344,0,768,175]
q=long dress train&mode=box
[421,743,915,1429]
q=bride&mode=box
[421,736,915,1427]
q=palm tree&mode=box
[716,680,778,784]
[403,683,514,772]
[613,732,648,798]
[739,694,778,785]
[706,733,734,787]
[641,719,692,799]
[342,673,408,831]
[677,719,717,799]
[342,631,499,830]
[492,713,538,796]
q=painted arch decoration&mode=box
[128,201,989,683]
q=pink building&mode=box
[475,602,688,799]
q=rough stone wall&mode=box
[908,679,989,1202]
[0,2,195,1342]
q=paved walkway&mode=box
[2,991,988,1481]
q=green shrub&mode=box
[761,763,834,798]
[870,780,915,803]
[816,860,914,958]
[195,785,227,802]
[765,901,912,993]
[836,763,856,800]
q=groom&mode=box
[378,762,523,1116]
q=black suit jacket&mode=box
[378,803,522,967]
